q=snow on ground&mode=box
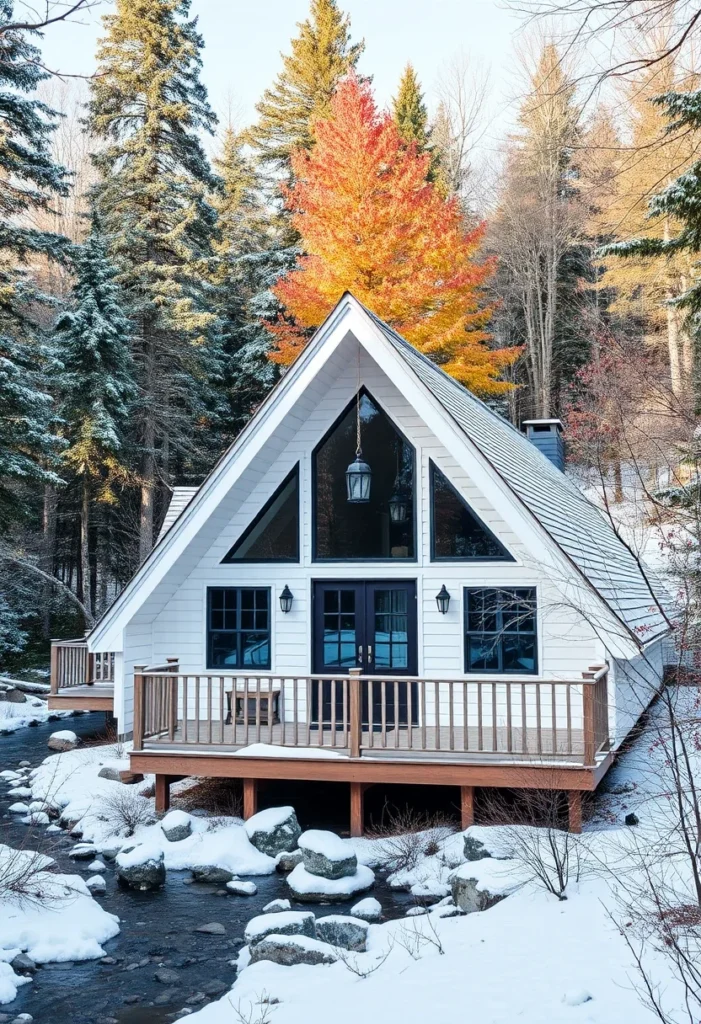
[185,688,701,1024]
[0,697,73,734]
[0,846,120,1004]
[26,742,277,875]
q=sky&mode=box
[40,0,528,160]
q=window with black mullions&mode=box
[464,588,537,674]
[207,587,271,669]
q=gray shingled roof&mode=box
[156,487,199,543]
[365,307,668,645]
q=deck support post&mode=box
[350,781,366,837]
[243,778,258,820]
[460,785,475,829]
[567,790,582,834]
[155,775,172,814]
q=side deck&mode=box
[48,640,115,712]
[129,664,613,833]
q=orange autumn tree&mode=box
[271,74,515,394]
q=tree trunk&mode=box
[81,478,92,621]
[139,415,156,564]
[41,483,57,638]
[666,297,682,394]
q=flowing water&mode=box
[0,714,414,1024]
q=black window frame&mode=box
[463,587,538,675]
[311,386,417,563]
[221,464,300,564]
[206,586,272,670]
[430,461,514,563]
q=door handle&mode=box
[367,645,373,663]
[357,645,363,660]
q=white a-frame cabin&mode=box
[49,294,668,833]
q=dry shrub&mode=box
[99,787,155,837]
[367,803,457,872]
[0,842,58,908]
[174,777,242,819]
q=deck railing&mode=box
[50,639,115,693]
[134,665,611,766]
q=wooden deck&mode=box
[49,640,115,711]
[48,684,115,712]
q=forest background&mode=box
[1,0,699,664]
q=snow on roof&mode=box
[364,306,668,645]
[156,487,199,543]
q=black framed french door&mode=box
[312,580,417,726]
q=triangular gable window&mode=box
[430,462,513,561]
[222,465,299,563]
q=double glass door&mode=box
[312,580,417,726]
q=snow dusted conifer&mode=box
[0,0,69,528]
[87,0,222,562]
[54,227,135,618]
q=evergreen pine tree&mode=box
[211,128,293,439]
[55,228,135,618]
[393,63,430,149]
[250,0,364,171]
[0,0,69,529]
[87,0,222,561]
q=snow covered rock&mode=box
[263,898,291,913]
[0,687,26,703]
[287,863,375,903]
[562,990,593,1006]
[47,730,78,752]
[315,915,369,951]
[0,770,22,781]
[7,788,32,799]
[86,875,107,895]
[68,845,97,860]
[22,811,49,826]
[161,810,193,843]
[8,803,29,814]
[9,954,36,975]
[244,806,301,857]
[194,922,226,935]
[97,767,122,782]
[87,860,106,873]
[276,849,303,873]
[351,897,382,922]
[463,834,493,862]
[248,934,337,968]
[226,880,257,896]
[116,844,166,890]
[298,829,357,879]
[244,910,316,946]
[450,867,505,914]
[191,865,235,883]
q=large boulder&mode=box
[116,845,166,891]
[47,730,78,752]
[161,810,192,843]
[450,868,505,914]
[244,806,301,857]
[287,863,375,903]
[315,915,369,952]
[248,935,337,968]
[298,829,357,879]
[1,688,26,704]
[244,910,316,946]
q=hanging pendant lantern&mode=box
[389,486,409,523]
[346,390,371,503]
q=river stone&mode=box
[625,812,639,827]
[10,954,36,974]
[287,863,375,903]
[248,935,337,968]
[47,730,78,752]
[18,761,31,768]
[262,898,291,913]
[315,915,369,951]
[2,688,26,703]
[450,871,505,914]
[244,806,301,857]
[116,847,166,891]
[298,830,357,880]
[69,844,98,860]
[276,849,303,873]
[97,766,122,782]
[155,968,181,985]
[87,875,107,894]
[161,810,193,843]
[226,879,257,896]
[200,979,228,997]
[191,865,235,883]
[244,910,316,946]
[350,897,382,922]
[194,922,226,935]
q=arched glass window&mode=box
[313,390,415,560]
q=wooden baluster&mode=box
[330,679,336,747]
[566,684,572,755]
[306,680,311,747]
[380,680,387,748]
[420,681,426,750]
[492,683,498,752]
[535,684,542,755]
[342,678,348,748]
[317,679,323,746]
[349,668,361,758]
[280,678,286,745]
[477,683,484,751]
[194,676,200,744]
[50,643,59,695]
[463,681,469,751]
[407,680,413,750]
[551,684,557,755]
[506,682,513,753]
[521,685,528,753]
[394,680,399,749]
[367,678,374,749]
[218,678,224,744]
[434,680,440,751]
[293,678,299,746]
[168,675,176,742]
[449,682,455,751]
[182,675,189,744]
[133,667,146,751]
